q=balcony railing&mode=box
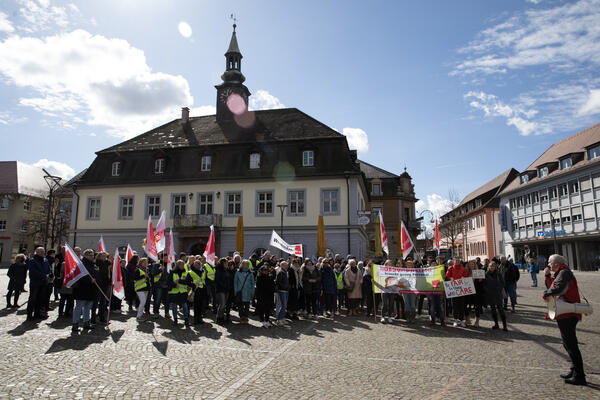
[173,214,222,229]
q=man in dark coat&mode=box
[7,254,27,308]
[72,249,98,333]
[499,256,519,312]
[26,247,51,321]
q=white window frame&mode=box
[249,153,260,169]
[111,161,121,177]
[154,158,165,174]
[588,144,600,160]
[287,189,306,216]
[118,196,134,220]
[201,156,212,172]
[0,220,6,231]
[197,193,213,215]
[256,190,274,217]
[321,188,340,216]
[302,150,314,167]
[0,199,7,209]
[560,157,572,170]
[372,183,381,196]
[23,199,31,212]
[225,191,242,217]
[520,174,529,184]
[86,197,101,220]
[145,195,161,218]
[538,167,548,178]
[171,194,187,217]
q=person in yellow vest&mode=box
[201,255,216,314]
[333,263,345,316]
[189,260,207,325]
[134,258,150,322]
[168,260,193,327]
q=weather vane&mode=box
[230,13,237,30]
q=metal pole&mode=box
[549,209,559,254]
[277,204,287,258]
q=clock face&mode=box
[219,88,235,104]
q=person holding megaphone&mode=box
[542,254,587,386]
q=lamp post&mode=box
[277,204,288,257]
[548,208,559,254]
[42,169,62,250]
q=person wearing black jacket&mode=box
[499,256,520,312]
[287,258,301,320]
[26,247,51,321]
[214,258,231,325]
[72,249,98,333]
[91,252,111,324]
[6,254,27,308]
[275,261,290,326]
[255,266,275,327]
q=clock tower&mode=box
[216,23,251,122]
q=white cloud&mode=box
[0,12,15,33]
[453,0,600,75]
[342,127,369,154]
[17,0,77,33]
[190,105,216,116]
[178,21,192,38]
[465,91,552,135]
[0,110,27,125]
[578,89,600,116]
[33,158,75,179]
[0,29,194,139]
[249,90,285,110]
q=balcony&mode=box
[173,214,222,229]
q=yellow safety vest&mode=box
[134,268,148,291]
[168,271,189,295]
[188,269,205,289]
[204,263,215,281]
[334,271,344,290]
[153,270,162,283]
[249,260,254,271]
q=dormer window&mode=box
[520,174,529,184]
[111,161,121,177]
[372,183,381,196]
[560,157,572,170]
[201,156,212,171]
[249,153,260,169]
[154,158,165,174]
[538,167,548,178]
[302,150,314,167]
[587,144,600,160]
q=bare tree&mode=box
[439,188,463,258]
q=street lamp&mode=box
[42,169,62,249]
[548,209,559,254]
[277,204,288,257]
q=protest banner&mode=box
[269,230,303,257]
[443,277,476,298]
[472,269,485,280]
[371,265,446,295]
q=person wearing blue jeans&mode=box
[275,261,290,326]
[72,249,98,333]
[528,259,539,287]
[503,282,517,311]
[73,300,93,329]
[428,295,445,326]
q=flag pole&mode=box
[106,283,113,325]
[93,280,110,302]
[373,289,377,322]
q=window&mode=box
[154,158,165,174]
[87,197,101,220]
[146,195,161,217]
[532,191,539,204]
[302,150,314,167]
[561,215,571,224]
[372,183,381,196]
[0,220,6,230]
[372,207,382,222]
[588,144,600,160]
[538,167,548,178]
[20,221,27,231]
[22,199,31,212]
[256,191,273,216]
[404,207,410,222]
[559,183,568,197]
[517,196,523,207]
[540,190,548,202]
[481,215,485,227]
[249,153,260,169]
[111,161,121,177]
[288,190,305,216]
[520,174,529,184]
[198,193,213,215]
[172,194,187,217]
[512,223,518,231]
[561,158,572,170]
[0,199,7,209]
[322,189,339,215]
[569,180,579,194]
[525,194,531,205]
[119,196,134,220]
[476,215,480,228]
[549,186,558,199]
[509,198,516,209]
[201,156,211,172]
[534,221,542,229]
[475,199,482,207]
[226,192,242,216]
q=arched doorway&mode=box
[189,241,206,256]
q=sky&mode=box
[1,0,599,234]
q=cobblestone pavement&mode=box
[0,270,598,400]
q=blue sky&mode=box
[1,0,599,225]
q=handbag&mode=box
[235,272,250,304]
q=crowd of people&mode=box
[6,247,528,333]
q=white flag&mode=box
[269,230,303,257]
[155,210,166,253]
[112,247,125,300]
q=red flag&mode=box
[112,247,125,300]
[154,210,166,253]
[434,219,440,254]
[126,244,134,264]
[293,244,303,258]
[145,216,159,262]
[98,236,106,253]
[400,221,414,260]
[203,225,216,266]
[63,243,90,288]
[378,210,388,256]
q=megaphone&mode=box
[547,296,594,320]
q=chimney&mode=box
[181,107,190,123]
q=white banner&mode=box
[269,230,303,257]
[443,277,476,298]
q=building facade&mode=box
[69,26,370,259]
[440,168,519,261]
[499,122,600,270]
